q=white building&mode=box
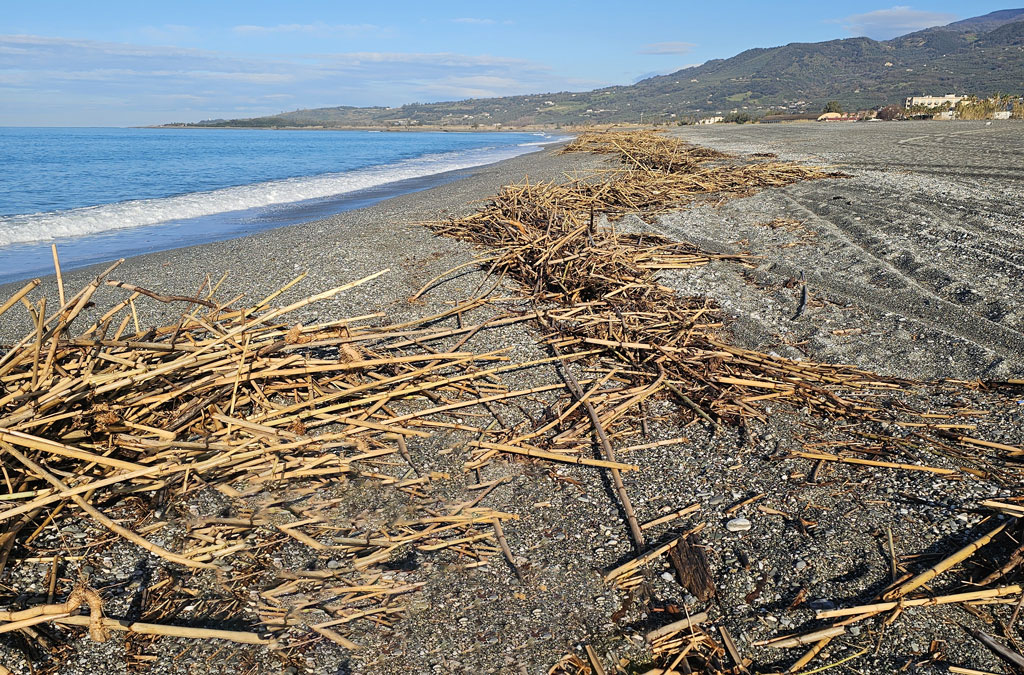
[905,94,966,108]
[697,116,723,125]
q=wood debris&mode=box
[2,129,1022,675]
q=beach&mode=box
[1,122,1023,674]
[0,144,603,336]
[666,120,1024,381]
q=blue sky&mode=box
[0,1,1010,125]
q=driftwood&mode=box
[668,534,715,602]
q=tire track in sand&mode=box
[778,193,1024,361]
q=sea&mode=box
[0,127,565,283]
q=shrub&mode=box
[877,105,903,121]
[724,112,754,124]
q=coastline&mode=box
[0,129,572,285]
[0,143,606,340]
[148,124,561,132]
[147,123,642,132]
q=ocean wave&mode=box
[0,142,546,248]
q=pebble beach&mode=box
[1,122,1023,674]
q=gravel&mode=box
[1,124,1022,674]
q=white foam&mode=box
[0,138,565,248]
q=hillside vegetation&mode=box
[182,9,1024,128]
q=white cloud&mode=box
[452,18,497,25]
[415,74,531,98]
[838,6,958,40]
[0,33,600,125]
[319,51,539,69]
[639,41,696,55]
[194,71,297,84]
[152,93,206,102]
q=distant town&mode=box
[688,93,1023,125]
[166,93,1024,131]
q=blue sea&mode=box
[0,127,563,283]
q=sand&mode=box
[666,120,1024,380]
[1,122,1022,675]
[0,146,609,341]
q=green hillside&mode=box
[183,8,1024,128]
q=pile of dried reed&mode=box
[562,130,728,173]
[429,169,899,431]
[0,262,555,665]
[427,130,1024,674]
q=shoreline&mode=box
[145,123,652,132]
[147,124,561,132]
[0,137,571,287]
[0,143,606,339]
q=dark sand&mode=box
[666,120,1024,380]
[1,123,1023,675]
[1,146,608,341]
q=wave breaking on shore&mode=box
[0,139,564,249]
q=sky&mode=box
[0,1,1012,126]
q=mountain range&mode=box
[188,8,1024,128]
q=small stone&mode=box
[726,518,752,532]
[795,560,808,571]
[661,572,675,583]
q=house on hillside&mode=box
[697,116,723,125]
